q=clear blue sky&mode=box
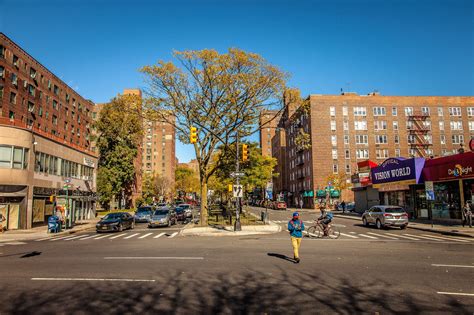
[1,0,473,162]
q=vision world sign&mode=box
[371,157,425,188]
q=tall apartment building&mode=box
[0,33,97,229]
[273,91,474,208]
[259,110,280,157]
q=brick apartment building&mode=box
[0,33,97,229]
[259,110,280,157]
[270,91,474,208]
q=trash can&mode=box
[48,216,60,233]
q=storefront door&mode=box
[0,204,20,230]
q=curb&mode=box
[334,214,474,238]
[0,222,98,243]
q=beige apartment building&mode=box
[0,33,97,229]
[271,91,474,208]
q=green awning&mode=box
[330,190,340,198]
[316,190,326,198]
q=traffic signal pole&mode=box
[234,133,242,231]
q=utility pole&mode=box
[234,133,242,231]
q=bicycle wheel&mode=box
[327,226,340,239]
[306,225,322,238]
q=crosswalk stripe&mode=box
[109,233,126,239]
[358,234,378,239]
[420,234,470,243]
[405,234,443,242]
[93,234,113,240]
[367,232,398,240]
[79,234,103,240]
[168,232,178,238]
[36,237,54,241]
[154,233,166,239]
[50,235,76,241]
[64,234,90,241]
[340,233,359,239]
[123,233,140,239]
[385,233,419,240]
[139,233,153,239]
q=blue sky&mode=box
[1,0,473,162]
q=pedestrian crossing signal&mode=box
[242,144,249,161]
[190,127,197,144]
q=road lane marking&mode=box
[93,234,113,240]
[405,234,443,242]
[109,233,126,239]
[367,232,398,240]
[64,235,90,241]
[4,242,26,245]
[50,235,77,241]
[340,233,359,239]
[358,234,378,239]
[168,232,178,238]
[104,257,204,260]
[31,277,155,282]
[154,233,166,239]
[79,234,103,240]
[421,234,470,243]
[139,233,153,239]
[35,237,54,241]
[123,233,140,239]
[437,292,474,296]
[432,264,474,268]
[349,232,357,234]
[385,233,419,240]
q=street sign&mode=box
[266,182,273,192]
[233,185,243,198]
[265,190,273,200]
[230,172,245,178]
[425,181,435,201]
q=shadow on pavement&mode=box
[267,252,295,263]
[20,251,42,258]
[0,270,471,314]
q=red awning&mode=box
[422,152,474,181]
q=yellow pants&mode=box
[291,236,302,259]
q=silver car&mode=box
[148,208,177,228]
[362,205,409,229]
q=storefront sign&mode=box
[425,181,434,201]
[422,152,474,181]
[83,157,96,168]
[371,158,425,188]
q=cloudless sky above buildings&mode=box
[1,0,473,162]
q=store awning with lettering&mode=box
[422,152,474,182]
[371,157,425,188]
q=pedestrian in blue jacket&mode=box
[288,212,305,263]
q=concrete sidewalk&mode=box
[181,222,281,237]
[334,212,474,238]
[0,218,99,243]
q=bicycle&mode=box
[306,220,340,239]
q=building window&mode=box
[0,146,28,169]
[421,107,430,115]
[345,164,351,174]
[406,121,414,130]
[0,66,4,78]
[407,135,416,144]
[356,149,369,159]
[53,85,59,95]
[448,107,461,117]
[450,121,463,130]
[344,149,350,159]
[331,135,337,146]
[467,107,474,117]
[424,134,432,144]
[422,121,431,130]
[440,135,446,145]
[333,164,338,174]
[342,106,348,116]
[52,115,58,125]
[374,121,387,131]
[404,107,413,116]
[355,135,368,145]
[393,121,398,130]
[438,107,443,117]
[439,121,444,131]
[425,149,433,156]
[52,100,58,110]
[353,107,367,116]
[375,135,388,144]
[28,101,34,112]
[469,121,474,131]
[343,121,349,131]
[373,107,386,116]
[11,73,18,86]
[9,111,14,120]
[330,106,336,116]
[0,45,4,58]
[409,149,417,157]
[392,107,397,116]
[28,84,35,97]
[394,135,399,144]
[354,121,367,130]
[0,85,3,99]
[376,149,389,159]
[452,134,464,144]
[344,135,349,145]
[9,92,16,104]
[395,149,401,157]
[330,120,336,131]
[13,55,19,67]
[332,149,338,159]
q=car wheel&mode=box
[376,219,382,229]
[118,224,123,232]
[400,224,407,230]
[362,217,369,227]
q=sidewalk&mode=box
[333,212,474,238]
[0,218,99,243]
[181,221,281,237]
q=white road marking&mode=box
[64,234,90,241]
[104,257,204,260]
[340,233,359,239]
[367,232,398,240]
[50,235,77,241]
[303,231,319,237]
[153,233,166,239]
[123,233,140,239]
[109,233,126,239]
[93,234,113,240]
[385,233,420,240]
[432,264,474,268]
[35,237,54,242]
[421,234,470,243]
[79,234,104,240]
[408,234,444,242]
[358,234,378,239]
[168,232,178,238]
[437,292,474,297]
[31,277,155,282]
[139,233,153,239]
[4,241,26,245]
[349,232,357,234]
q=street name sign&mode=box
[230,172,245,178]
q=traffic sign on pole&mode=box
[233,185,243,198]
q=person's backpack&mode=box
[326,212,333,220]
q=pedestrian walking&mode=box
[288,212,305,263]
[341,200,346,213]
[299,198,303,210]
[0,213,5,233]
[462,201,472,228]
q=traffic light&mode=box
[189,127,197,144]
[228,184,233,192]
[49,195,55,202]
[242,144,249,161]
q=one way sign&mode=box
[233,185,243,198]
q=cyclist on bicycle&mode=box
[317,204,333,236]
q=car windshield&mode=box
[385,207,404,213]
[153,210,169,216]
[103,213,122,220]
[137,207,152,213]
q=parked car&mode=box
[96,212,135,232]
[272,201,287,210]
[175,207,186,221]
[178,204,193,218]
[362,205,409,229]
[148,208,178,228]
[134,206,154,223]
[337,202,356,212]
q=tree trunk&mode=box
[200,178,208,226]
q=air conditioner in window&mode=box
[30,72,36,79]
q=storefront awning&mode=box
[422,152,474,182]
[371,157,425,188]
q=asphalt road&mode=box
[0,214,473,314]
